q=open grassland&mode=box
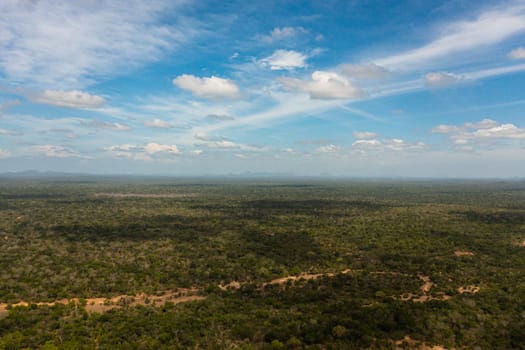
[1,178,525,349]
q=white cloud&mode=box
[29,145,81,158]
[234,153,248,159]
[316,144,340,153]
[425,72,462,87]
[432,119,525,147]
[431,124,462,134]
[353,131,377,139]
[173,74,240,99]
[508,47,525,59]
[206,114,235,121]
[280,71,364,99]
[352,138,424,151]
[80,120,131,131]
[144,143,180,154]
[375,5,525,70]
[214,140,238,149]
[105,143,180,160]
[260,50,308,70]
[105,144,138,153]
[191,149,203,155]
[30,90,105,108]
[144,119,173,129]
[258,27,306,43]
[384,138,425,151]
[465,119,499,129]
[470,124,525,139]
[340,63,390,80]
[431,118,498,133]
[0,1,191,87]
[352,139,382,148]
[0,149,10,158]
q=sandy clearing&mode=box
[395,335,454,350]
[93,193,197,199]
[219,269,355,291]
[263,269,354,288]
[397,275,451,303]
[457,285,480,294]
[418,275,433,293]
[0,289,205,315]
[218,281,242,291]
[454,250,475,256]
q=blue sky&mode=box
[1,0,525,177]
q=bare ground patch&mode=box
[394,335,455,350]
[454,250,475,256]
[0,288,205,315]
[457,285,480,294]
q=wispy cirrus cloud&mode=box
[353,131,377,139]
[80,120,131,131]
[424,71,462,87]
[375,4,525,70]
[340,63,391,81]
[0,0,194,87]
[144,119,173,129]
[29,90,105,108]
[257,26,307,44]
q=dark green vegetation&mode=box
[1,177,525,349]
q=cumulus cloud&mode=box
[432,119,525,147]
[260,50,308,70]
[280,71,365,99]
[29,145,81,158]
[144,119,173,129]
[353,131,377,139]
[80,120,130,131]
[0,1,191,87]
[352,138,424,151]
[258,27,306,43]
[191,149,203,155]
[470,124,525,139]
[340,63,390,80]
[0,149,10,158]
[105,143,180,160]
[316,144,340,153]
[352,139,382,148]
[173,74,240,99]
[213,140,238,149]
[29,90,105,108]
[425,72,462,87]
[144,143,180,154]
[105,144,138,153]
[508,47,525,59]
[431,118,498,133]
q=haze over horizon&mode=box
[1,0,525,177]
